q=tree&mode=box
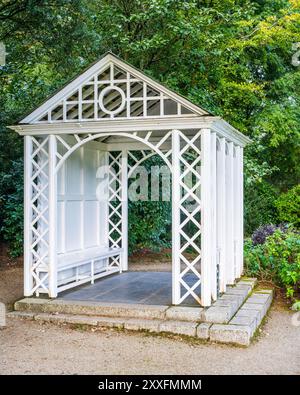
[0,0,299,253]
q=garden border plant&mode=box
[244,225,300,306]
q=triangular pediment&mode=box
[20,52,208,124]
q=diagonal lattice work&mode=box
[172,130,202,305]
[127,149,154,177]
[33,62,195,123]
[24,136,50,296]
[54,131,173,173]
[107,151,123,270]
[24,130,226,305]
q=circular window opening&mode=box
[98,86,126,116]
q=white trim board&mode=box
[10,116,251,147]
[19,53,208,124]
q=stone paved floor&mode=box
[59,271,200,306]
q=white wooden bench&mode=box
[37,247,123,294]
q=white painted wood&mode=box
[80,147,84,250]
[172,130,181,305]
[48,135,58,297]
[225,142,235,284]
[19,97,249,304]
[54,132,172,173]
[216,137,226,293]
[57,267,119,293]
[57,246,123,267]
[210,132,217,301]
[58,144,106,256]
[11,117,252,148]
[101,151,109,249]
[201,128,212,306]
[19,53,207,124]
[15,35,250,300]
[24,136,33,296]
[239,147,244,277]
[234,145,240,278]
[121,149,128,271]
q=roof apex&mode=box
[19,52,210,124]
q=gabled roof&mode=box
[19,52,211,125]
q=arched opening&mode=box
[128,152,172,271]
[55,132,175,305]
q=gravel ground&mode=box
[0,306,299,375]
[0,258,299,375]
[0,266,23,309]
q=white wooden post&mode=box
[234,146,241,278]
[201,128,212,306]
[172,129,181,305]
[238,147,244,277]
[121,149,128,271]
[225,142,235,284]
[210,132,217,301]
[101,150,110,254]
[24,136,33,296]
[217,137,226,293]
[48,135,58,298]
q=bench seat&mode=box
[57,247,123,270]
[37,246,123,294]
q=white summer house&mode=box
[10,52,250,307]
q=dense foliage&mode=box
[276,184,300,226]
[244,227,300,301]
[0,0,299,255]
[251,223,288,245]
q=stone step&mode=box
[11,278,272,347]
[8,287,272,347]
[14,277,257,324]
[14,298,171,320]
[8,311,204,338]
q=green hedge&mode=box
[244,228,300,301]
[276,185,300,227]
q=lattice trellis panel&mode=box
[54,131,173,173]
[172,130,202,305]
[107,151,123,270]
[128,149,154,177]
[24,130,208,304]
[25,136,50,295]
[34,63,195,123]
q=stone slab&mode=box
[211,298,239,314]
[165,306,203,322]
[230,315,257,335]
[15,298,169,320]
[196,323,211,340]
[96,317,125,329]
[236,308,262,323]
[219,293,245,305]
[7,311,35,319]
[202,306,232,324]
[14,298,50,312]
[225,287,249,298]
[210,324,251,346]
[160,320,198,337]
[239,304,265,322]
[235,284,252,293]
[34,313,99,326]
[124,318,162,332]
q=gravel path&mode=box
[1,307,299,375]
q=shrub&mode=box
[128,200,171,254]
[244,181,279,236]
[127,154,172,254]
[276,185,300,227]
[251,223,288,245]
[244,228,300,301]
[0,159,24,257]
